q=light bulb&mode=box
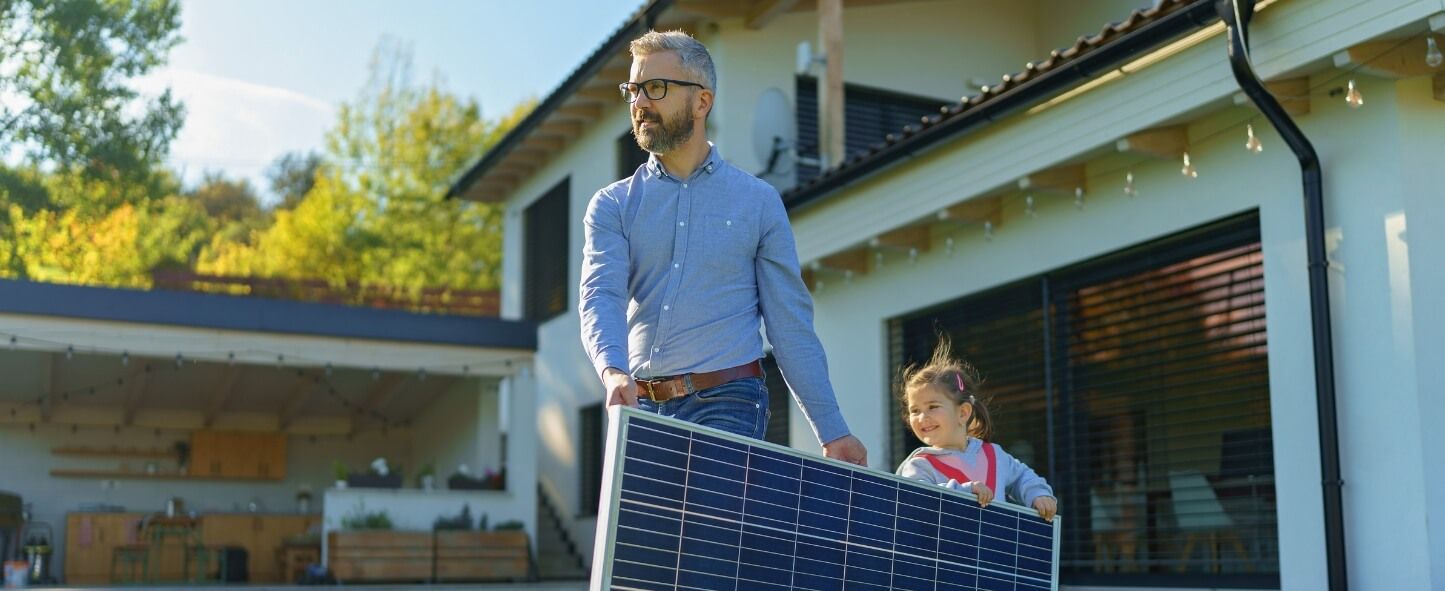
[1025,194,1036,217]
[1073,187,1085,210]
[1345,80,1363,109]
[1427,37,1443,68]
[983,221,994,241]
[1123,171,1137,196]
[121,352,129,367]
[945,236,955,255]
[1245,124,1263,153]
[65,346,74,360]
[1181,152,1198,178]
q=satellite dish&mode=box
[751,87,796,179]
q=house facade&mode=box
[450,0,1445,588]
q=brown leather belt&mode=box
[636,360,764,403]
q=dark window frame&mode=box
[889,212,1278,588]
[579,402,605,516]
[523,177,570,321]
[795,75,951,184]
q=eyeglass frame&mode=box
[618,78,707,103]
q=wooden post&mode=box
[819,0,844,168]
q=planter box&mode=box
[327,531,431,582]
[346,472,403,489]
[434,530,530,582]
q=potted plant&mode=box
[332,460,349,489]
[416,463,436,491]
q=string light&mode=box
[9,336,16,350]
[174,353,183,368]
[944,236,955,255]
[121,351,129,367]
[1245,124,1263,153]
[1181,152,1198,179]
[1345,80,1363,108]
[1025,194,1037,217]
[983,221,994,241]
[65,346,74,361]
[1427,36,1442,68]
[1073,186,1086,210]
[1123,171,1137,197]
[227,352,236,366]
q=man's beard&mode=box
[632,105,695,154]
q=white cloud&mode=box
[133,68,336,202]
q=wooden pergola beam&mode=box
[1115,126,1188,159]
[818,0,845,168]
[202,365,243,427]
[121,366,151,426]
[278,373,319,430]
[747,0,800,29]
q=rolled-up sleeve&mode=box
[579,189,630,381]
[754,192,850,445]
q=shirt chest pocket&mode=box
[697,214,756,272]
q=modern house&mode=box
[448,0,1445,589]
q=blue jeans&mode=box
[637,376,769,439]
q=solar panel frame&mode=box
[591,406,1062,590]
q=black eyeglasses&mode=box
[619,78,705,103]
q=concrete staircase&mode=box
[534,485,589,581]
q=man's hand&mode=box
[602,367,640,408]
[822,434,868,467]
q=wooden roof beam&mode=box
[1233,77,1310,116]
[1114,126,1188,160]
[1018,164,1086,194]
[747,0,800,29]
[809,248,869,276]
[1333,35,1441,79]
[869,224,930,253]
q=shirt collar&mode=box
[648,142,720,180]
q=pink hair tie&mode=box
[955,373,966,393]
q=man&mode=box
[578,30,867,466]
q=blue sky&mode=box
[136,0,641,203]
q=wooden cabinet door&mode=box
[255,433,287,479]
[64,513,142,584]
[190,431,225,477]
[218,432,258,478]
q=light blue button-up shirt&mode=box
[578,144,849,444]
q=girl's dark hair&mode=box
[897,337,993,441]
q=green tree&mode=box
[0,0,185,201]
[200,41,532,295]
[189,171,263,223]
[265,151,323,211]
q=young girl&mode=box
[895,340,1058,522]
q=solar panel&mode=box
[591,406,1061,591]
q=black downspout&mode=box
[1217,1,1347,589]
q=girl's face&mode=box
[905,384,973,450]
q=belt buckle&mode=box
[639,379,663,402]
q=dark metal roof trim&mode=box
[0,279,538,350]
[782,0,1219,211]
[445,0,673,200]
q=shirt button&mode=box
[682,183,688,188]
[653,347,661,352]
[678,221,685,227]
[673,263,680,268]
[663,305,670,311]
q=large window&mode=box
[523,177,570,321]
[889,213,1277,588]
[795,76,950,184]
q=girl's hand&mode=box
[971,483,994,507]
[1032,496,1057,522]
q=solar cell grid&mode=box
[593,407,1060,590]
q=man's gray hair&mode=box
[629,30,717,92]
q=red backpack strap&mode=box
[922,453,973,485]
[981,442,998,493]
